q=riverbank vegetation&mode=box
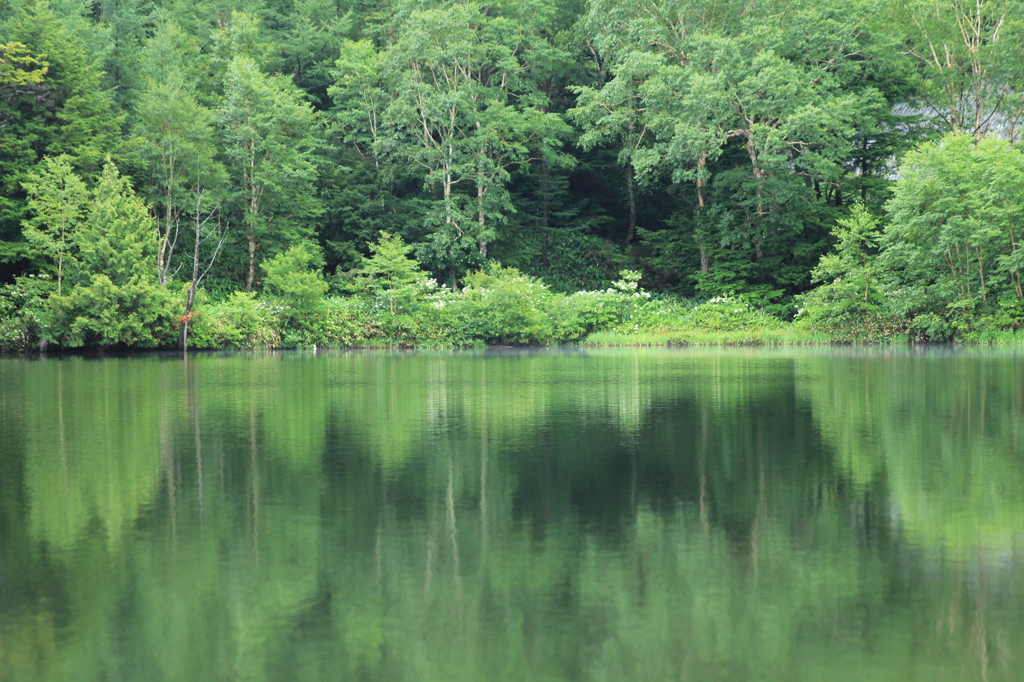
[2,0,1024,350]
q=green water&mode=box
[0,349,1022,681]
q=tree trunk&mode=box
[696,153,706,208]
[246,236,256,291]
[626,161,636,244]
[158,154,175,285]
[541,158,551,269]
[179,224,201,350]
[245,143,260,292]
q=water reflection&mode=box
[0,349,1020,681]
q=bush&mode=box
[187,291,280,349]
[547,290,622,342]
[0,274,54,351]
[262,242,329,318]
[305,296,371,347]
[445,265,555,345]
[46,275,177,349]
[676,297,784,332]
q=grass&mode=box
[583,326,834,347]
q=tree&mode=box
[261,240,328,330]
[262,0,353,105]
[569,50,661,245]
[89,0,157,110]
[896,0,1024,141]
[47,161,175,348]
[179,184,227,351]
[131,21,226,286]
[879,133,1024,333]
[0,40,48,89]
[325,39,416,270]
[570,0,906,300]
[0,2,123,264]
[357,230,433,318]
[219,46,322,290]
[797,204,887,336]
[21,155,87,295]
[333,2,570,285]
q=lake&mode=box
[0,348,1021,681]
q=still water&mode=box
[0,348,1021,681]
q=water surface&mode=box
[0,348,1021,681]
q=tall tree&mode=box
[895,0,1024,141]
[21,155,87,295]
[571,0,908,299]
[218,40,322,290]
[0,1,123,266]
[881,133,1024,321]
[0,40,48,90]
[333,1,569,284]
[262,0,353,105]
[89,0,156,109]
[131,21,226,285]
[570,51,661,245]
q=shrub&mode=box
[305,297,370,347]
[548,290,621,342]
[187,291,280,349]
[678,297,784,332]
[0,274,54,351]
[46,275,177,348]
[446,265,554,345]
[262,242,329,319]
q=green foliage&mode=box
[0,40,48,87]
[262,0,353,105]
[570,0,909,301]
[446,264,556,345]
[881,134,1024,328]
[0,2,124,257]
[5,0,1024,349]
[46,274,176,348]
[130,21,226,285]
[896,0,1024,141]
[218,27,323,287]
[305,296,371,347]
[21,154,87,294]
[797,134,1024,341]
[357,231,433,312]
[331,2,572,282]
[547,290,625,342]
[42,161,177,348]
[262,241,329,316]
[675,296,785,332]
[67,162,156,283]
[186,290,281,349]
[351,231,437,340]
[0,273,53,351]
[796,204,889,338]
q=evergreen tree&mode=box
[0,1,124,266]
[47,161,175,348]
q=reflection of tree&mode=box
[3,351,1024,680]
[799,351,1024,681]
[23,358,165,553]
[798,352,1024,551]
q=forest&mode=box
[1,0,1024,349]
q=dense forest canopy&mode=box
[1,0,1023,348]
